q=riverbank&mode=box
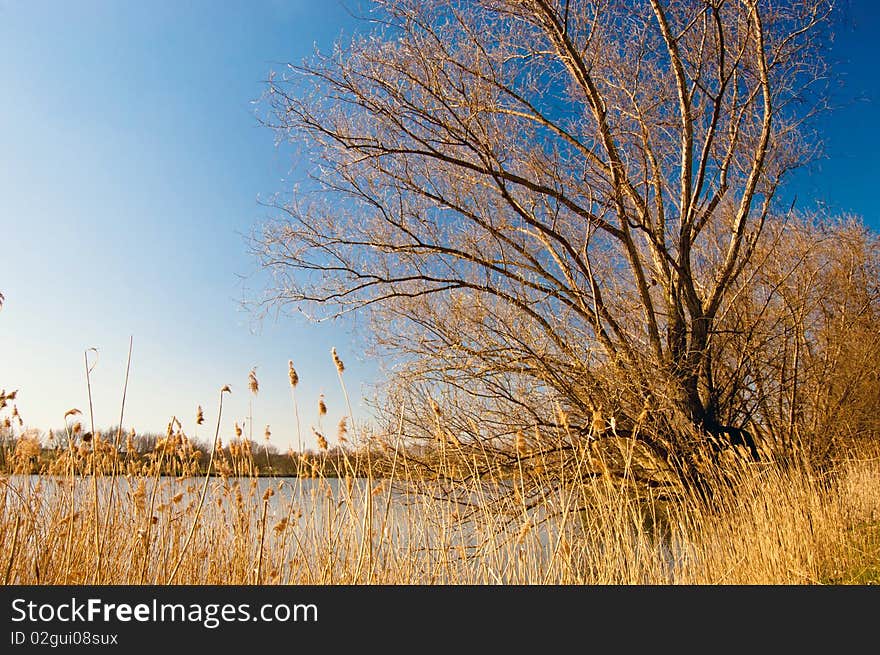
[2,442,878,584]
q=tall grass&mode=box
[0,353,878,585]
[0,436,878,584]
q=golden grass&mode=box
[1,347,878,585]
[0,438,877,584]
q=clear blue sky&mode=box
[0,0,877,451]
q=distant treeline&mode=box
[0,421,551,483]
[0,425,402,478]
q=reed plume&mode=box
[337,416,348,444]
[313,428,328,451]
[288,359,302,456]
[331,347,344,373]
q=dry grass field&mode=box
[2,425,878,585]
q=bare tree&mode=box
[722,213,880,460]
[255,0,836,474]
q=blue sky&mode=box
[0,0,877,451]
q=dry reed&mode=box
[2,358,878,586]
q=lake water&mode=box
[1,474,687,583]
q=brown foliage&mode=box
[253,1,868,480]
